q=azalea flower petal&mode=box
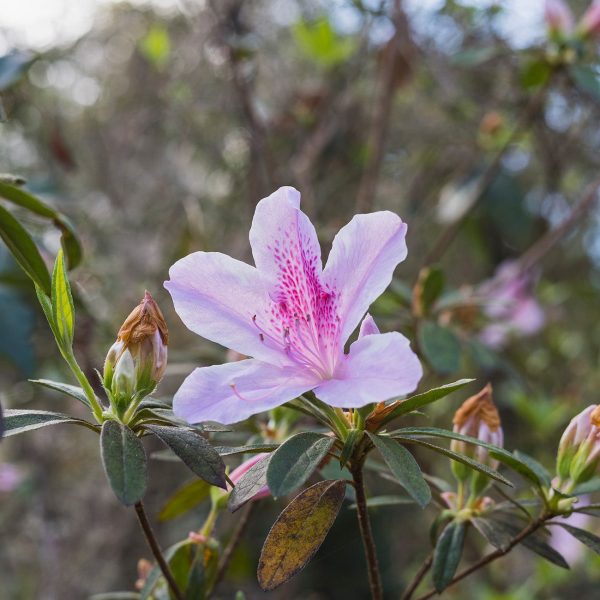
[358,313,380,338]
[165,252,286,365]
[314,332,422,408]
[323,212,408,343]
[173,359,318,425]
[249,186,322,285]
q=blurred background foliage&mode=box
[2,0,600,598]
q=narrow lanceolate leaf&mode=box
[367,432,431,508]
[433,521,467,592]
[379,379,474,425]
[35,284,59,340]
[267,432,334,498]
[395,436,513,487]
[3,408,93,436]
[30,379,91,409]
[554,523,600,555]
[512,450,552,487]
[491,519,569,569]
[214,443,280,456]
[51,248,75,349]
[339,429,363,468]
[0,203,51,294]
[418,320,461,374]
[145,425,227,489]
[0,181,83,269]
[0,400,4,439]
[472,517,514,551]
[229,454,271,512]
[348,495,414,510]
[390,427,544,485]
[159,479,211,521]
[258,479,346,591]
[100,420,147,506]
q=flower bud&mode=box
[578,1,600,39]
[544,0,574,36]
[103,291,168,409]
[450,384,503,482]
[556,405,600,491]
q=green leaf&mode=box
[51,248,75,349]
[100,420,148,506]
[492,519,569,569]
[348,495,414,510]
[379,379,474,424]
[366,432,431,508]
[145,425,227,489]
[159,479,211,521]
[0,399,4,439]
[292,17,356,68]
[553,523,600,555]
[512,450,552,487]
[414,266,445,315]
[395,436,513,487]
[389,427,545,484]
[214,443,279,456]
[432,521,466,592]
[140,25,171,70]
[29,378,92,409]
[0,181,82,269]
[418,321,461,374]
[339,429,362,468]
[258,479,346,591]
[229,454,271,512]
[140,540,189,599]
[35,284,59,340]
[2,408,93,436]
[267,432,334,497]
[570,65,600,103]
[472,517,514,550]
[572,477,600,495]
[520,58,551,89]
[0,203,51,294]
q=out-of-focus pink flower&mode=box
[0,463,23,493]
[545,0,575,34]
[478,262,545,349]
[228,453,270,501]
[166,186,422,424]
[549,498,592,564]
[579,1,600,38]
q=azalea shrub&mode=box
[4,1,600,599]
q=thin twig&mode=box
[351,461,383,600]
[355,0,415,213]
[424,85,549,265]
[414,515,549,600]
[209,502,256,596]
[516,178,600,273]
[400,551,433,600]
[134,501,184,600]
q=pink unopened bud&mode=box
[578,1,600,38]
[227,453,270,501]
[451,384,503,468]
[556,405,600,489]
[545,0,575,34]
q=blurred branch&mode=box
[414,514,550,600]
[355,0,416,213]
[208,0,273,204]
[517,178,600,273]
[134,501,184,600]
[400,551,433,600]
[424,85,549,265]
[208,502,255,597]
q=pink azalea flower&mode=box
[579,0,600,38]
[228,453,270,501]
[0,463,23,493]
[165,186,422,424]
[478,262,545,349]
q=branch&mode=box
[424,85,549,265]
[351,461,383,600]
[400,551,433,600]
[414,515,549,600]
[134,501,184,600]
[208,502,255,597]
[516,178,600,273]
[355,0,416,213]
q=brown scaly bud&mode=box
[104,291,168,412]
[450,384,503,479]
